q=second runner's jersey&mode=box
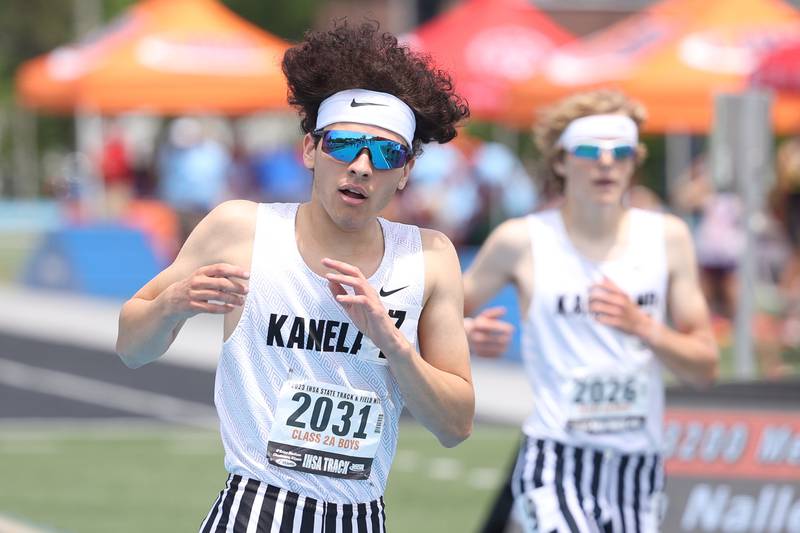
[216,203,425,503]
[521,208,668,453]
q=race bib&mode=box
[564,368,649,434]
[267,381,384,480]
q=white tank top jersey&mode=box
[521,208,668,454]
[216,203,425,503]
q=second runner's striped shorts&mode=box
[511,437,664,533]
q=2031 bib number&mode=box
[285,392,371,439]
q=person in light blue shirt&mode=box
[158,117,232,241]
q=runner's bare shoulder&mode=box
[182,200,259,263]
[487,217,531,257]
[661,213,695,261]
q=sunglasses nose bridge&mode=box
[347,147,375,176]
[597,147,616,165]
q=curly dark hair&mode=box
[281,20,469,157]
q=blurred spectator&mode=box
[401,142,481,245]
[774,136,800,250]
[99,121,134,217]
[157,117,232,242]
[251,145,311,203]
[674,154,793,379]
[43,150,97,222]
[766,136,800,376]
[472,141,537,220]
[226,136,259,201]
[672,156,742,319]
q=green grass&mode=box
[0,232,41,283]
[0,421,519,533]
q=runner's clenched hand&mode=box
[589,277,650,338]
[323,257,400,352]
[162,263,249,319]
[465,306,514,358]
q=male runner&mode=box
[117,21,474,532]
[465,90,718,532]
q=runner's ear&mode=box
[302,133,316,170]
[398,158,414,191]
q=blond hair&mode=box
[533,90,648,195]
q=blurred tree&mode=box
[417,0,442,24]
[0,0,325,197]
[0,0,323,103]
[223,0,323,41]
[0,0,74,100]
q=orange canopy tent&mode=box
[504,0,800,133]
[407,0,573,122]
[15,0,291,115]
[15,3,148,113]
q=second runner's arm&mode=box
[589,215,719,388]
[462,219,528,357]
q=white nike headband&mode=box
[557,114,638,149]
[315,89,416,147]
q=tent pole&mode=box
[713,92,773,380]
[11,104,38,198]
[665,131,691,203]
[734,91,773,380]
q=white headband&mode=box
[315,89,416,147]
[557,114,638,149]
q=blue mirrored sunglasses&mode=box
[313,129,412,170]
[569,142,636,161]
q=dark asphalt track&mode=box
[0,332,215,421]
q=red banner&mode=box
[664,408,800,481]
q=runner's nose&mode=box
[348,148,373,178]
[598,148,615,166]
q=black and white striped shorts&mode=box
[199,474,387,533]
[511,437,664,533]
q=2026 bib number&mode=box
[572,376,638,406]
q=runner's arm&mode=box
[115,201,254,368]
[390,229,474,446]
[590,215,719,388]
[644,215,719,387]
[324,230,475,447]
[462,218,527,315]
[462,219,527,357]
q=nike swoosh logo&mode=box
[351,99,388,108]
[379,285,408,297]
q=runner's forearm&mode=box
[383,331,474,447]
[116,294,186,368]
[639,317,718,388]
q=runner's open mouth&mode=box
[340,188,366,199]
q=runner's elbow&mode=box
[115,338,155,369]
[686,348,720,390]
[438,420,473,448]
[115,345,147,369]
[694,362,719,390]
